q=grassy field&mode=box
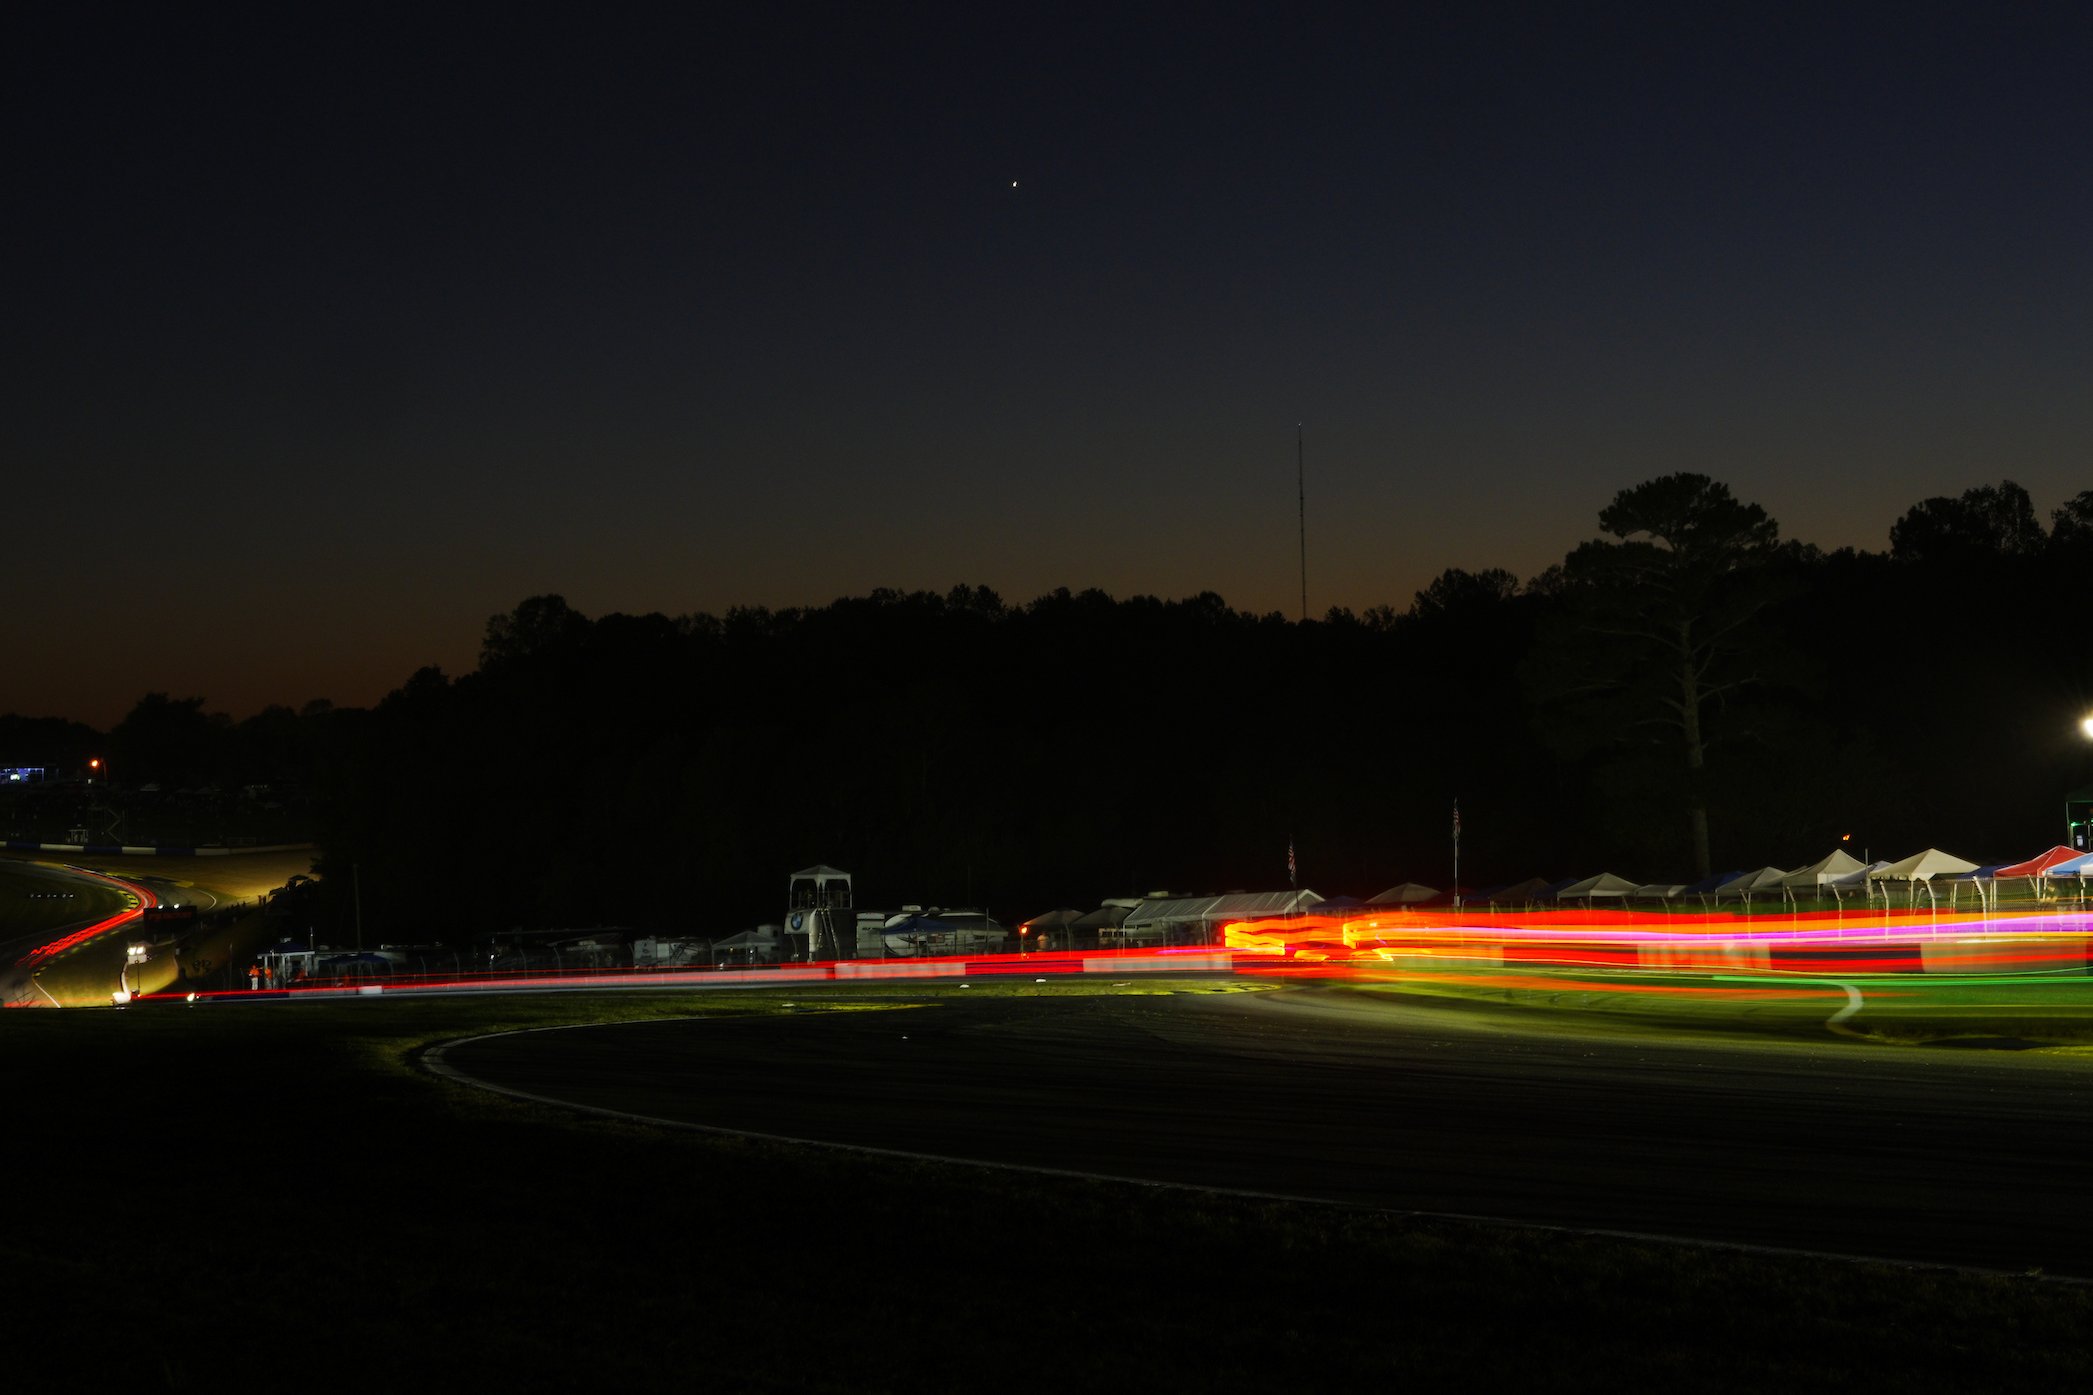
[0,859,137,947]
[2,983,2091,1393]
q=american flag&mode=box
[1452,800,1461,841]
[1287,837,1296,885]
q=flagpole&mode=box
[1288,833,1298,918]
[1452,799,1461,910]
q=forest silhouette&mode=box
[7,476,2090,944]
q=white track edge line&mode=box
[419,1017,2089,1287]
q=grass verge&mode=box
[1334,966,2093,1048]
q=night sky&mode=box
[10,5,2092,727]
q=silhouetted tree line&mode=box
[0,695,348,795]
[10,478,2089,942]
[0,696,345,848]
[0,699,339,821]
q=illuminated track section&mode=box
[3,867,157,1007]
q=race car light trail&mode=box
[10,866,157,971]
[120,908,2093,1006]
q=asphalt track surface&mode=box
[439,984,2093,1275]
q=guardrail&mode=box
[174,947,1242,1001]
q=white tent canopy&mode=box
[1556,872,1640,900]
[1826,860,1890,889]
[1478,877,1556,905]
[1779,849,1867,888]
[1368,882,1440,905]
[1119,890,1323,946]
[1869,849,1979,881]
[1071,901,1138,932]
[1712,866,1792,899]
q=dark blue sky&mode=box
[9,3,2092,724]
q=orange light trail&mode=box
[81,907,2093,1007]
[1220,906,2093,981]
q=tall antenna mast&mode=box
[1296,423,1307,623]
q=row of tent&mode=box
[1357,845,2093,910]
[1019,845,2093,944]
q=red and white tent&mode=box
[1990,846,2086,879]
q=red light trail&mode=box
[11,867,156,972]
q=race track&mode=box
[435,984,2093,1275]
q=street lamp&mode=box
[2069,715,2093,850]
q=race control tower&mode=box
[787,865,854,962]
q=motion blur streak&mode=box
[11,868,155,971]
[88,908,2093,1007]
[1223,907,2093,980]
